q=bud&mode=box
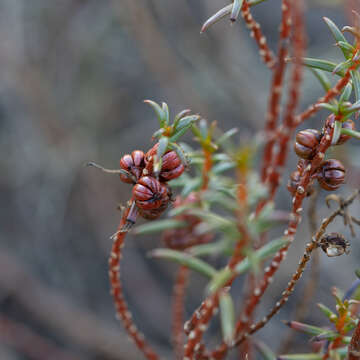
[294,129,322,160]
[317,159,345,191]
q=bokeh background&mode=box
[1,0,359,359]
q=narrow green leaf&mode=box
[150,249,217,278]
[278,354,322,360]
[152,128,165,139]
[342,99,360,115]
[317,303,337,320]
[154,137,169,173]
[162,102,170,126]
[253,340,276,360]
[182,177,202,197]
[144,100,166,127]
[310,68,331,92]
[173,109,192,128]
[355,268,360,279]
[170,124,193,142]
[207,268,233,294]
[212,162,236,174]
[332,120,342,145]
[342,127,360,139]
[301,58,345,76]
[323,17,351,58]
[201,4,232,33]
[219,292,235,345]
[316,103,337,112]
[190,239,228,257]
[216,128,238,146]
[169,142,188,167]
[230,0,244,22]
[336,41,355,55]
[134,220,187,235]
[332,59,351,75]
[284,320,330,336]
[174,115,199,132]
[198,118,208,139]
[339,83,353,103]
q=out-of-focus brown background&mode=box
[1,0,359,359]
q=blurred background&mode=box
[1,0,359,359]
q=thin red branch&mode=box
[241,1,276,69]
[267,0,306,199]
[172,265,189,360]
[109,204,159,360]
[260,0,291,182]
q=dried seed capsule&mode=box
[294,129,322,160]
[133,176,170,211]
[145,143,185,181]
[320,232,350,257]
[317,159,345,191]
[336,119,355,145]
[119,150,145,183]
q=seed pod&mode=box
[294,129,322,160]
[119,150,145,183]
[336,119,355,145]
[317,159,345,191]
[133,176,171,211]
[320,232,350,257]
[144,143,185,181]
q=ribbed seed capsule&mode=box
[294,129,322,160]
[320,232,350,257]
[145,143,185,181]
[133,176,170,211]
[119,150,145,183]
[317,159,345,191]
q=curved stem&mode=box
[109,203,159,360]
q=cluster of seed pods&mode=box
[119,143,185,220]
[288,119,354,195]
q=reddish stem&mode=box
[172,265,190,360]
[109,203,159,360]
[349,319,360,360]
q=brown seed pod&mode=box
[287,168,313,197]
[336,119,355,145]
[119,150,145,183]
[133,176,171,211]
[294,129,322,160]
[317,159,345,191]
[144,143,185,181]
[320,232,350,257]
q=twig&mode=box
[349,317,360,360]
[109,203,159,360]
[241,1,276,69]
[172,265,189,360]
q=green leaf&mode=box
[310,68,331,92]
[301,57,345,76]
[207,268,233,294]
[219,292,235,345]
[174,115,199,133]
[355,268,360,279]
[162,102,170,126]
[341,127,360,139]
[323,17,352,58]
[342,99,360,115]
[190,239,228,257]
[150,249,217,278]
[169,142,188,166]
[316,103,337,112]
[201,4,232,33]
[134,219,187,235]
[332,120,342,145]
[253,340,276,360]
[317,303,337,320]
[339,83,353,103]
[230,0,244,22]
[212,162,236,174]
[173,109,192,129]
[284,320,330,336]
[278,354,322,360]
[336,41,355,55]
[144,100,167,127]
[181,177,202,197]
[216,128,238,146]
